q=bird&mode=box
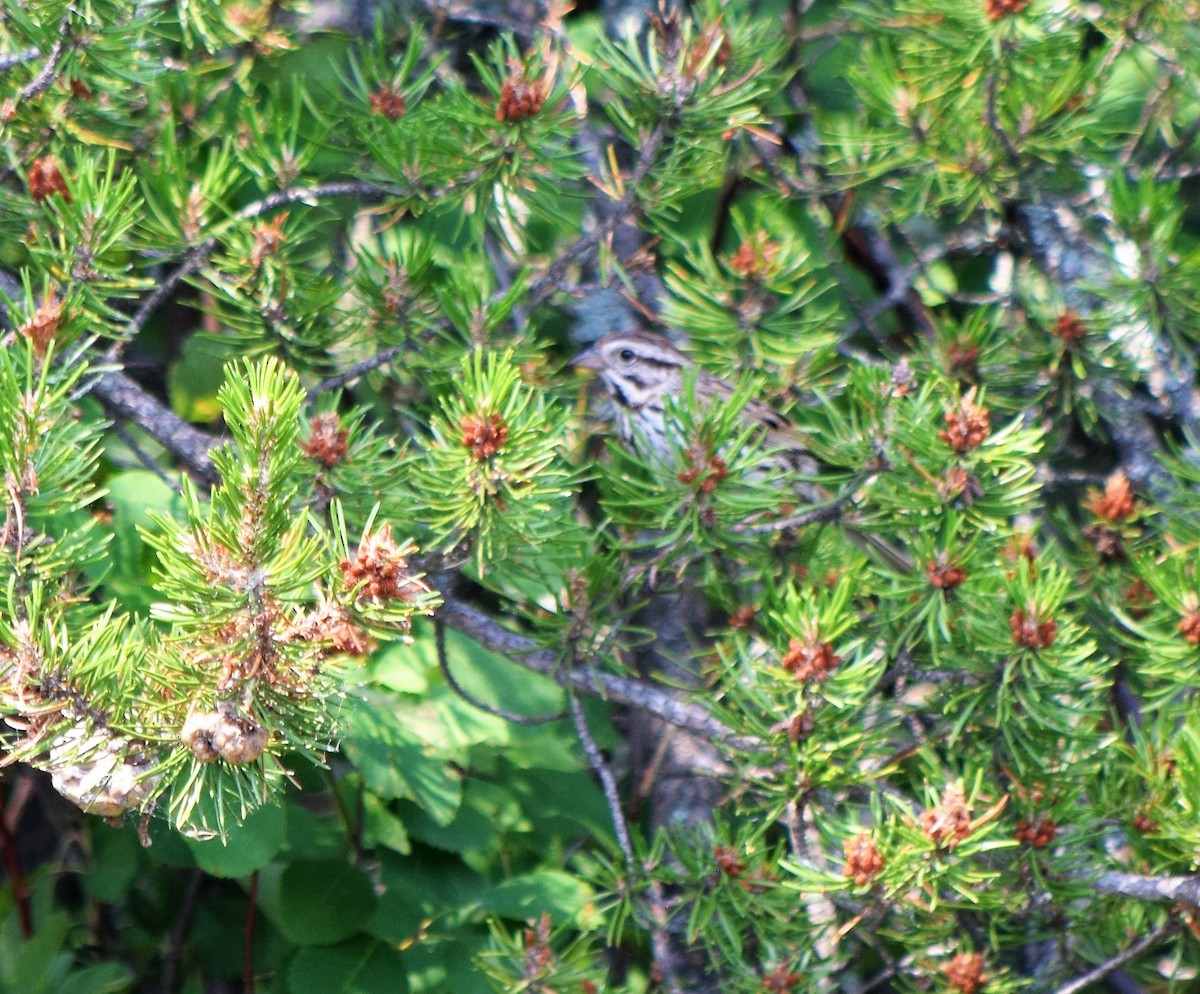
[573,330,910,571]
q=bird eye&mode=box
[617,348,636,363]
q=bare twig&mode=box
[522,121,667,312]
[436,618,567,725]
[160,868,205,994]
[732,477,867,536]
[16,17,71,106]
[435,593,748,746]
[1051,919,1178,994]
[1095,871,1200,908]
[307,345,406,399]
[569,645,686,994]
[120,181,394,347]
[984,71,1021,165]
[731,495,851,536]
[87,370,220,483]
[568,680,634,864]
[0,47,39,73]
[110,421,184,491]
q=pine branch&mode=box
[1096,871,1200,907]
[15,16,71,107]
[435,592,745,745]
[1051,919,1178,994]
[1016,200,1172,492]
[522,121,667,312]
[0,47,39,73]
[118,180,395,347]
[87,370,220,483]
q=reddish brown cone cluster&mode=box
[341,525,428,603]
[250,212,288,267]
[1179,608,1200,645]
[1132,811,1157,833]
[1015,815,1056,848]
[781,637,840,681]
[1053,309,1087,345]
[522,912,554,976]
[728,605,756,630]
[727,230,779,279]
[460,412,509,459]
[762,964,801,992]
[19,295,63,355]
[943,952,987,994]
[369,85,406,119]
[286,601,375,657]
[28,156,72,203]
[926,554,967,591]
[1085,471,1135,522]
[939,465,983,507]
[677,444,728,492]
[946,340,980,380]
[496,70,546,122]
[920,783,973,846]
[842,832,884,885]
[939,390,991,452]
[1010,607,1057,649]
[302,415,350,470]
[713,844,746,877]
[301,413,350,467]
[1122,579,1154,619]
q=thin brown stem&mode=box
[0,780,32,939]
[244,870,259,994]
[160,868,205,994]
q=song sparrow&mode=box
[573,330,910,571]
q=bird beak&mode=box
[571,345,604,371]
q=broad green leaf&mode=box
[481,870,593,923]
[288,938,408,994]
[343,701,462,825]
[185,804,286,878]
[365,849,487,944]
[276,859,378,946]
[362,795,411,855]
[85,824,142,903]
[55,963,134,994]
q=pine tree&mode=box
[1,0,1199,991]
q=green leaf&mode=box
[343,700,462,825]
[365,849,488,945]
[185,804,286,878]
[288,938,408,994]
[481,870,593,923]
[168,335,228,422]
[400,790,496,855]
[100,470,183,609]
[0,889,72,994]
[85,824,142,902]
[367,640,429,695]
[56,963,134,994]
[277,859,378,946]
[104,470,181,527]
[362,795,411,855]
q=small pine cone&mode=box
[943,952,986,994]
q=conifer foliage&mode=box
[1,1,1200,992]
